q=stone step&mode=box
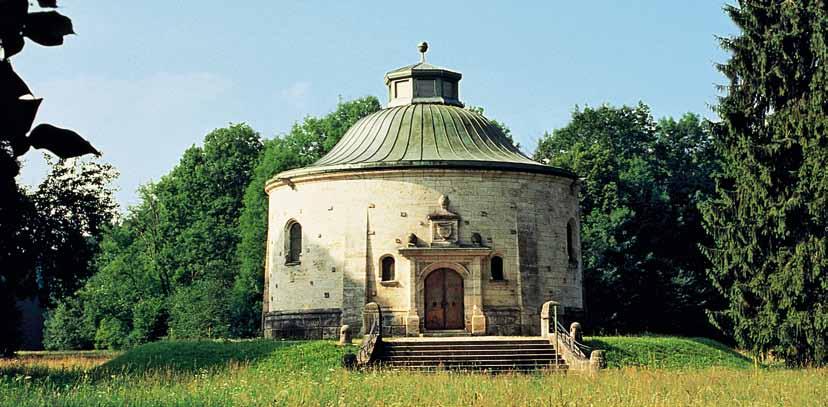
[418,330,469,337]
[383,343,551,351]
[376,337,566,373]
[380,350,560,359]
[384,340,550,347]
[383,359,565,367]
[385,353,561,361]
[385,363,569,372]
[384,349,557,357]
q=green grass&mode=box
[98,339,309,374]
[1,338,824,406]
[586,336,754,370]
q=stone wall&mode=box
[264,168,583,337]
[263,309,342,339]
[484,306,522,336]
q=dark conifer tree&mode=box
[702,1,828,365]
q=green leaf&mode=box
[23,11,74,47]
[29,123,99,158]
[0,33,24,59]
[0,96,40,154]
[0,60,30,100]
[0,0,28,26]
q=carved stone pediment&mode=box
[428,195,459,246]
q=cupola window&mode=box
[394,80,411,99]
[415,79,436,97]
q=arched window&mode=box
[381,256,395,281]
[490,256,504,281]
[286,222,302,264]
[567,219,577,265]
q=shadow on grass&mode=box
[584,338,635,369]
[687,337,752,364]
[95,339,304,376]
[1,339,355,387]
[0,364,88,386]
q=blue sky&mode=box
[15,1,737,208]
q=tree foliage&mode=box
[7,156,116,354]
[73,124,263,347]
[31,157,119,305]
[232,96,380,337]
[701,1,828,366]
[535,104,720,336]
[43,296,92,351]
[1,0,99,356]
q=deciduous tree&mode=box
[535,104,720,336]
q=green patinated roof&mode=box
[276,104,574,179]
[273,44,574,181]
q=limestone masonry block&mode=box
[264,169,582,338]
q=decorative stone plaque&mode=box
[428,195,460,246]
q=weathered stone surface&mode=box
[263,309,342,340]
[339,325,352,345]
[570,322,583,343]
[263,166,583,338]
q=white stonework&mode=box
[263,168,583,337]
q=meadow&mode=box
[1,338,825,406]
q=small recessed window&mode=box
[381,256,395,282]
[491,256,504,281]
[286,221,302,264]
[567,218,577,266]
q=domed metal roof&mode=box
[275,43,574,180]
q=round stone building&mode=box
[263,45,583,338]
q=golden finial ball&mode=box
[417,41,428,54]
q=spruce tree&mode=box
[702,1,828,365]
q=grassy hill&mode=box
[97,336,752,375]
[586,336,753,369]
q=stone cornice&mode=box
[398,246,493,258]
[264,166,573,193]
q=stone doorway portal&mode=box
[424,268,464,330]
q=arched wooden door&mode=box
[424,269,464,330]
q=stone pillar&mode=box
[405,311,420,336]
[540,300,559,338]
[339,325,352,345]
[362,302,382,336]
[341,212,368,333]
[589,350,605,371]
[407,258,420,336]
[471,305,486,335]
[570,322,583,343]
[466,258,484,333]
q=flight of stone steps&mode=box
[378,337,568,373]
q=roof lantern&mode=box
[384,42,463,108]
